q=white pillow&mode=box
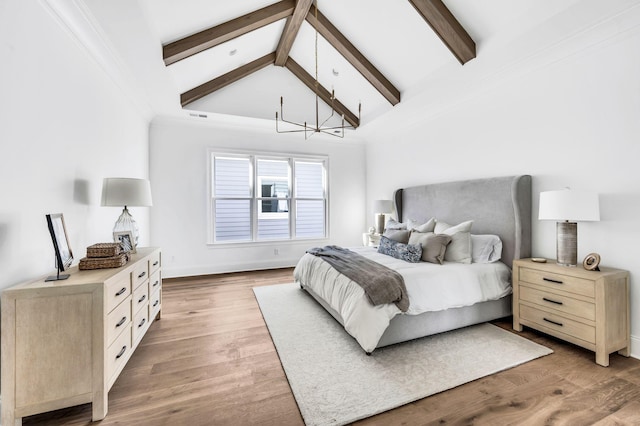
[385,218,406,230]
[406,217,436,233]
[434,220,473,264]
[471,234,503,263]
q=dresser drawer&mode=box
[107,324,132,381]
[149,290,161,320]
[132,305,149,346]
[132,281,149,314]
[149,252,161,275]
[519,268,594,298]
[149,270,161,296]
[105,276,131,313]
[520,285,595,321]
[131,261,149,290]
[520,304,595,344]
[107,296,132,345]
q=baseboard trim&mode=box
[162,258,299,279]
[630,334,640,361]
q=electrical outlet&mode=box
[274,248,279,255]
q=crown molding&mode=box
[40,0,154,121]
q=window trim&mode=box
[207,148,329,245]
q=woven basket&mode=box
[86,242,123,258]
[79,253,129,270]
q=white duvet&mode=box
[293,246,512,353]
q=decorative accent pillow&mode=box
[406,217,436,233]
[434,220,474,264]
[385,218,406,230]
[377,236,422,263]
[382,229,410,244]
[471,234,503,263]
[408,232,452,264]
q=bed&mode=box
[294,175,532,353]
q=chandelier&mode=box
[275,2,361,139]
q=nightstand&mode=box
[513,258,630,367]
[362,233,381,247]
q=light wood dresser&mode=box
[1,247,162,425]
[513,258,629,367]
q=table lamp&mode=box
[373,200,393,235]
[538,189,600,266]
[101,178,153,246]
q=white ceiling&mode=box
[81,0,584,132]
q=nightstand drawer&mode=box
[520,304,595,344]
[519,268,594,298]
[520,285,595,321]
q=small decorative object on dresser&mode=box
[512,258,629,366]
[114,230,136,253]
[583,252,601,271]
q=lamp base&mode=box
[113,206,139,246]
[376,214,386,235]
[556,221,577,266]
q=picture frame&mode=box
[113,230,136,254]
[45,213,73,281]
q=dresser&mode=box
[1,247,162,425]
[512,258,629,367]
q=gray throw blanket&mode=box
[306,245,409,312]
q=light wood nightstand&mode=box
[512,258,630,367]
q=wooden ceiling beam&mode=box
[275,0,313,66]
[306,5,400,106]
[181,52,276,107]
[408,0,476,64]
[163,0,294,66]
[285,57,359,128]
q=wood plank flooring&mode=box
[24,268,640,425]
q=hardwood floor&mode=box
[24,268,640,426]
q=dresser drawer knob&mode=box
[543,277,563,284]
[543,317,563,327]
[116,345,127,359]
[116,316,127,327]
[138,294,147,304]
[542,297,563,306]
[115,287,127,296]
[138,318,146,328]
[138,271,147,279]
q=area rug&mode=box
[253,283,552,426]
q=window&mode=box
[209,151,327,243]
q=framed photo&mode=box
[45,213,73,281]
[113,231,136,254]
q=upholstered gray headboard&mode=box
[393,175,532,268]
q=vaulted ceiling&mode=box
[80,0,585,133]
[160,0,475,131]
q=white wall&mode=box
[361,1,640,357]
[149,116,366,278]
[0,0,152,292]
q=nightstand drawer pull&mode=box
[153,300,159,307]
[542,297,563,305]
[153,261,159,266]
[543,317,563,327]
[153,280,159,287]
[115,316,127,327]
[138,318,146,328]
[116,345,127,359]
[115,287,127,296]
[138,271,146,279]
[138,294,146,304]
[543,277,563,284]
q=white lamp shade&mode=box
[101,178,153,207]
[539,189,600,222]
[373,199,393,214]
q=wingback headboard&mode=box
[392,175,532,268]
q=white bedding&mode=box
[293,246,512,352]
